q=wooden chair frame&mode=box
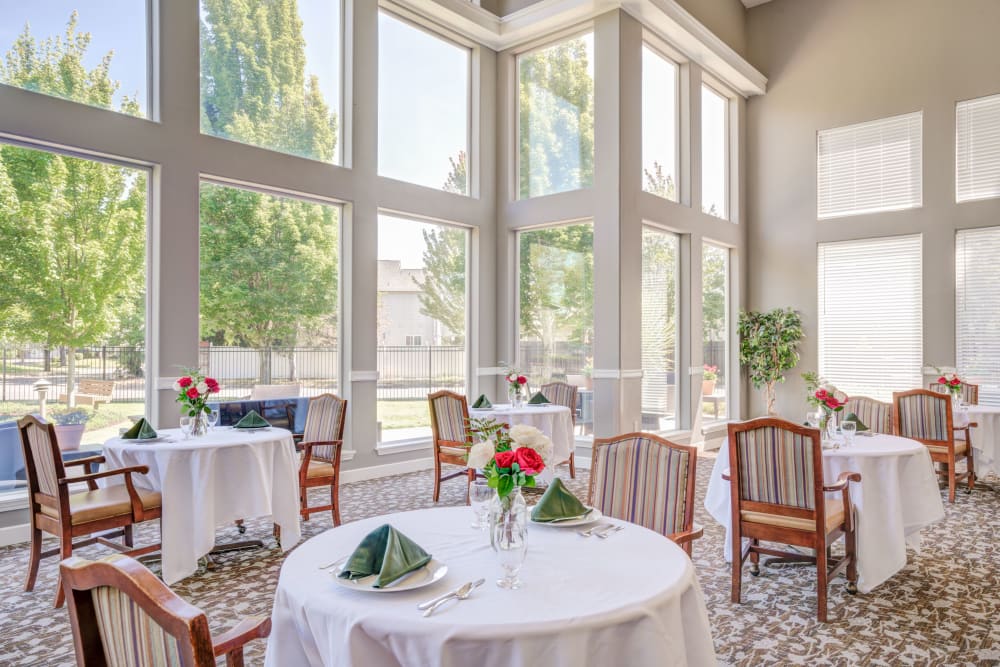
[428,390,477,504]
[18,415,161,608]
[928,380,979,405]
[298,393,347,527]
[589,432,703,555]
[893,389,975,502]
[61,555,270,667]
[539,381,578,478]
[725,417,860,622]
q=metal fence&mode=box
[0,345,145,403]
[376,346,465,400]
[518,341,591,383]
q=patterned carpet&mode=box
[0,454,998,666]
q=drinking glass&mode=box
[805,412,820,429]
[492,519,527,589]
[179,416,192,440]
[206,409,220,431]
[469,480,492,529]
[841,420,857,447]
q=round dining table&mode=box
[704,433,944,593]
[102,426,301,584]
[469,403,574,482]
[957,405,1000,478]
[264,507,716,667]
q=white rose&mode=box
[196,381,209,394]
[172,381,182,392]
[509,424,542,444]
[467,440,495,469]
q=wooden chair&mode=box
[725,418,860,622]
[843,396,894,434]
[18,415,162,608]
[61,554,270,667]
[929,381,979,405]
[894,389,975,502]
[250,383,302,400]
[428,390,476,504]
[589,432,703,556]
[298,393,347,526]
[539,381,578,478]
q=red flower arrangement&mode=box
[174,370,221,419]
[937,374,963,398]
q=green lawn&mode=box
[1,401,145,446]
[377,400,430,430]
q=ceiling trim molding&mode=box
[742,0,773,8]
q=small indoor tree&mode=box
[737,308,805,416]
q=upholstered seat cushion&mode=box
[307,460,336,479]
[41,486,161,525]
[439,445,469,457]
[926,441,968,455]
[741,498,844,534]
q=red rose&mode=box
[824,397,840,409]
[950,378,961,386]
[815,389,828,399]
[205,378,220,393]
[178,376,193,388]
[517,376,527,385]
[937,376,947,384]
[494,450,516,470]
[514,447,545,475]
[186,387,200,400]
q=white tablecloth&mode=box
[265,507,716,667]
[958,406,1000,477]
[470,404,574,482]
[704,434,944,593]
[102,427,301,584]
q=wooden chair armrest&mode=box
[954,422,977,431]
[63,454,106,468]
[721,468,731,481]
[670,524,705,545]
[824,471,860,532]
[60,466,152,521]
[300,440,342,467]
[213,616,272,658]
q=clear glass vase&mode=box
[508,384,525,408]
[190,412,209,437]
[489,487,528,589]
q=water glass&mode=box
[492,520,527,589]
[469,480,492,529]
[206,409,220,431]
[841,420,857,447]
[179,416,192,440]
[805,412,820,429]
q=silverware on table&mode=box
[422,579,484,617]
[577,523,609,537]
[595,525,625,539]
[317,558,343,571]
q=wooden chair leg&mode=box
[300,484,309,522]
[568,452,576,479]
[332,479,342,527]
[947,461,957,503]
[967,452,975,493]
[816,540,828,623]
[749,542,760,576]
[225,648,246,667]
[123,524,134,548]
[54,532,73,608]
[433,457,442,503]
[731,534,743,604]
[235,519,246,534]
[845,530,859,594]
[24,527,42,592]
[465,468,475,506]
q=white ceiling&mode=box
[741,0,773,7]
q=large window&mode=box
[0,142,148,492]
[200,0,342,164]
[818,235,922,401]
[642,45,680,201]
[642,227,680,431]
[378,11,471,194]
[956,93,1000,203]
[817,112,922,219]
[956,227,1000,405]
[0,2,149,117]
[518,33,595,199]
[199,182,340,400]
[377,215,468,444]
[701,84,729,219]
[702,242,730,422]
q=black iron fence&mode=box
[0,345,146,403]
[376,346,465,400]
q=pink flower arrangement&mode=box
[174,370,221,418]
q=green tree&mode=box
[414,227,466,344]
[738,309,805,415]
[443,150,467,195]
[644,161,677,200]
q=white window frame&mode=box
[956,92,1000,204]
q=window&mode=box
[200,0,343,164]
[642,227,680,431]
[956,227,1000,405]
[817,112,922,219]
[378,11,470,193]
[518,33,595,199]
[957,93,1000,203]
[818,234,922,401]
[377,215,468,444]
[702,242,730,422]
[0,3,149,117]
[199,182,341,400]
[642,45,679,201]
[701,84,729,219]
[0,142,148,493]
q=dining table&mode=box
[956,404,1000,478]
[469,403,574,483]
[704,432,944,593]
[101,426,302,584]
[264,507,717,667]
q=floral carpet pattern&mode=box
[0,454,998,666]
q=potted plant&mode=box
[702,365,719,396]
[48,406,94,451]
[737,308,805,416]
[582,359,594,390]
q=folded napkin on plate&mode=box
[471,394,492,409]
[338,524,432,588]
[528,391,550,405]
[234,410,270,429]
[121,418,157,440]
[842,412,869,432]
[531,477,589,522]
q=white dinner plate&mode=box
[331,558,448,592]
[234,425,271,431]
[122,435,165,444]
[529,507,602,527]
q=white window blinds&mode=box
[956,227,1000,406]
[957,93,1000,203]
[818,234,922,402]
[817,112,922,219]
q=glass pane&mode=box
[377,215,468,443]
[200,0,342,164]
[378,11,470,194]
[702,243,729,422]
[0,143,148,491]
[642,228,680,431]
[518,34,595,199]
[642,46,679,201]
[701,85,728,219]
[0,2,148,117]
[199,182,340,411]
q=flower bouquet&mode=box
[935,371,963,398]
[174,369,220,437]
[803,371,847,437]
[501,363,528,407]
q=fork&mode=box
[595,525,625,539]
[578,523,609,537]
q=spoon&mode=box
[422,579,484,617]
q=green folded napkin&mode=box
[528,391,550,405]
[531,477,589,522]
[234,410,270,429]
[121,418,157,440]
[842,412,869,432]
[471,394,492,409]
[338,524,432,588]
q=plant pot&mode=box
[701,379,717,396]
[54,423,86,451]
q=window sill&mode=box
[0,490,28,513]
[376,439,432,456]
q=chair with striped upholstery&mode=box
[894,389,975,502]
[539,381,578,478]
[725,417,860,622]
[929,381,979,405]
[298,394,348,526]
[428,390,475,503]
[588,433,702,555]
[843,396,894,434]
[61,554,270,667]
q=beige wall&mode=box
[745,0,1000,417]
[676,0,747,58]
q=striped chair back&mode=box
[844,396,893,434]
[929,381,979,405]
[589,433,696,537]
[18,415,64,499]
[730,421,817,510]
[92,585,184,665]
[302,394,347,462]
[539,382,578,424]
[894,389,952,444]
[428,391,471,448]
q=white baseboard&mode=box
[0,522,30,547]
[339,456,434,484]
